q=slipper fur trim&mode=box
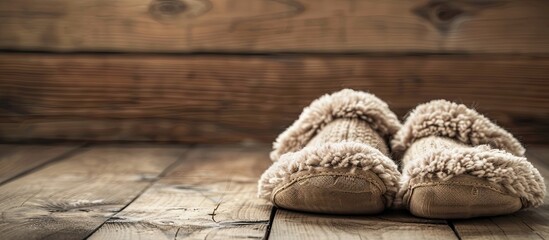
[271,89,402,161]
[397,144,546,208]
[392,100,525,158]
[259,142,402,207]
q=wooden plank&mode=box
[0,145,186,240]
[270,209,458,239]
[1,54,548,143]
[513,148,549,239]
[528,148,549,169]
[450,216,543,240]
[0,144,80,184]
[450,147,549,239]
[88,145,272,239]
[0,0,548,53]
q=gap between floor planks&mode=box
[0,144,85,185]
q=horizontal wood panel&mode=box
[0,0,548,53]
[0,54,548,143]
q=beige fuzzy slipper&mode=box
[258,89,402,214]
[392,100,546,219]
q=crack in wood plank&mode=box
[174,227,181,240]
[209,175,235,223]
[0,144,86,185]
[209,202,222,223]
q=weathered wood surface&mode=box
[1,54,548,143]
[270,210,458,240]
[0,145,186,240]
[0,0,548,53]
[451,215,545,240]
[88,146,272,239]
[0,144,80,184]
[449,149,549,240]
[0,145,548,239]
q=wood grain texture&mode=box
[0,0,548,53]
[0,144,80,184]
[451,216,544,240]
[1,54,548,143]
[0,145,186,240]
[88,146,272,239]
[450,148,549,240]
[0,144,548,239]
[270,210,458,240]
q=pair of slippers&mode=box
[258,89,546,219]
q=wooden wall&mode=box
[1,0,548,144]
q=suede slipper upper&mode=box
[258,89,402,214]
[392,100,545,219]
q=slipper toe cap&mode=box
[407,175,522,219]
[272,170,387,214]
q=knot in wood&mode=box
[414,1,466,33]
[149,0,187,20]
[431,3,463,23]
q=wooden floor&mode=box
[0,144,547,240]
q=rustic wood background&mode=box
[0,0,548,144]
